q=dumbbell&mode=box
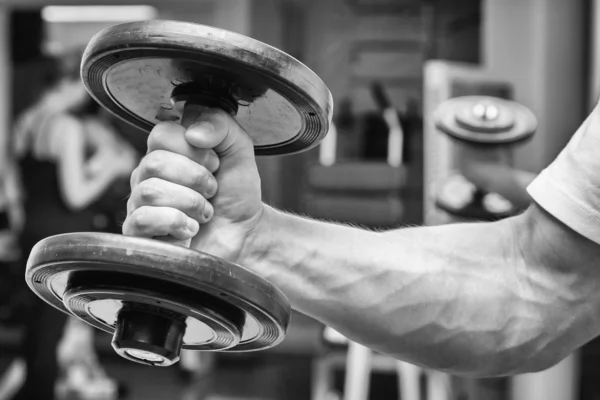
[25,20,333,367]
[433,96,537,221]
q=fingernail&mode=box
[207,175,218,196]
[206,152,220,172]
[204,204,214,220]
[187,218,199,235]
[190,120,213,132]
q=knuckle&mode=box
[130,208,150,230]
[148,122,183,149]
[138,178,161,203]
[170,211,188,231]
[141,152,165,177]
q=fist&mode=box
[123,108,264,262]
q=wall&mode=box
[6,0,291,208]
[482,0,586,172]
[43,3,215,53]
[303,0,431,115]
[5,0,211,7]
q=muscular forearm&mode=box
[242,204,600,377]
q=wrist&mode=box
[239,204,278,272]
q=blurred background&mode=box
[0,0,597,399]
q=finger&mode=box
[147,121,220,173]
[131,150,218,199]
[123,206,199,240]
[128,177,215,223]
[184,108,254,157]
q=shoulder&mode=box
[42,114,85,158]
[47,113,84,142]
[47,113,82,132]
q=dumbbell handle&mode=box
[153,101,210,248]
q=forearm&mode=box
[59,167,117,210]
[242,205,600,376]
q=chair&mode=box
[304,99,448,399]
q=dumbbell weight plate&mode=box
[81,19,333,156]
[26,233,291,365]
[26,19,335,367]
[434,173,516,221]
[434,96,537,146]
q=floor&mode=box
[0,351,315,400]
[105,353,316,400]
[0,347,403,400]
[3,323,599,400]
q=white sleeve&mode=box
[527,105,600,245]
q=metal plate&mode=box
[63,270,245,351]
[81,20,333,156]
[434,173,516,221]
[434,96,537,146]
[26,232,291,352]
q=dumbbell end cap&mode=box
[112,308,186,367]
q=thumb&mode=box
[184,108,254,158]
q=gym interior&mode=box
[0,0,598,399]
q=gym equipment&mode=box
[25,20,333,367]
[309,84,433,400]
[81,20,331,156]
[434,96,536,147]
[433,96,537,221]
[305,81,405,228]
[434,173,515,221]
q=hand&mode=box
[123,108,263,262]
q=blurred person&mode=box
[0,153,25,323]
[0,153,27,400]
[8,48,138,400]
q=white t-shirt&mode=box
[527,106,600,244]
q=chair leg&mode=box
[510,351,579,400]
[343,342,372,400]
[397,361,422,400]
[426,371,452,400]
[312,355,337,400]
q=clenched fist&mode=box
[123,108,264,262]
